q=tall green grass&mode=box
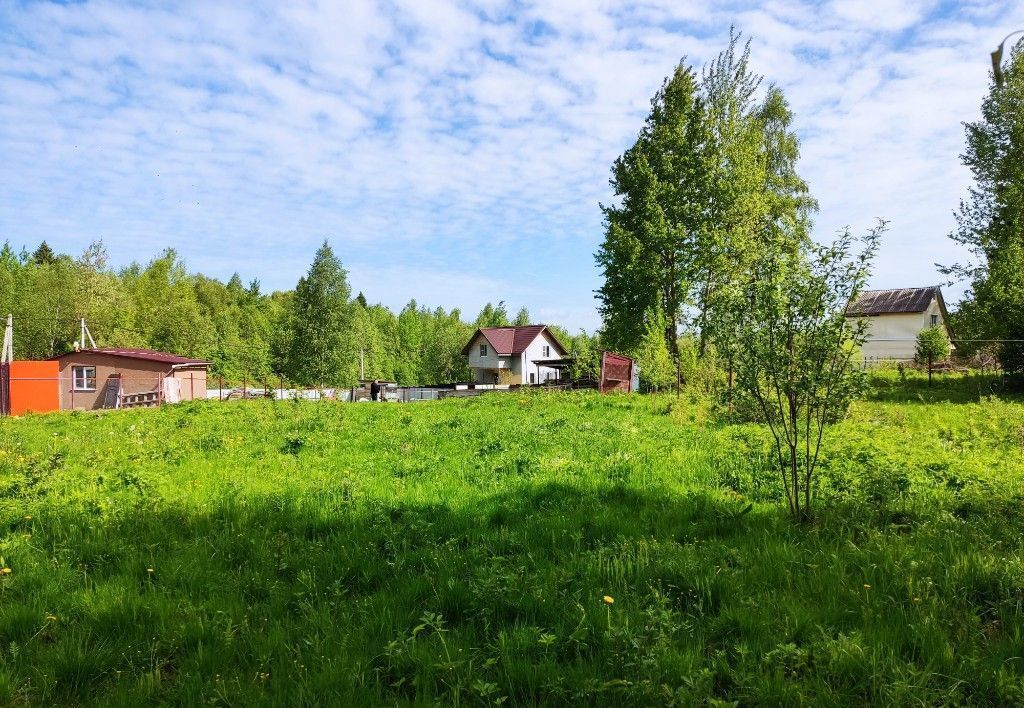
[0,381,1022,705]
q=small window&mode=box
[930,314,938,326]
[479,343,488,357]
[542,345,550,357]
[73,365,96,391]
[529,373,535,384]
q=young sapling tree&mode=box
[725,222,885,521]
[916,325,951,385]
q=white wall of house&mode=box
[466,329,564,384]
[519,330,562,384]
[467,332,513,383]
[467,332,502,370]
[857,297,950,361]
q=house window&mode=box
[480,343,488,357]
[930,314,938,326]
[529,373,535,384]
[542,345,550,357]
[72,365,97,391]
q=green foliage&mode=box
[30,241,55,265]
[724,223,884,520]
[596,55,711,357]
[634,306,675,391]
[596,30,815,359]
[677,337,724,396]
[284,242,355,386]
[560,328,602,382]
[0,239,577,387]
[915,326,951,364]
[943,39,1024,375]
[474,301,511,328]
[0,385,1023,705]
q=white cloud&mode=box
[2,0,1023,332]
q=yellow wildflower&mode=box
[147,568,155,573]
[23,515,32,521]
[602,595,614,605]
[863,584,871,590]
[0,568,11,575]
[45,614,57,621]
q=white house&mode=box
[846,286,954,361]
[461,325,568,385]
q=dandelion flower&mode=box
[23,515,32,521]
[0,568,11,575]
[863,584,871,589]
[147,568,155,573]
[45,614,57,621]
[603,595,614,605]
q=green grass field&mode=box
[1,374,1023,706]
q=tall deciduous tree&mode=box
[596,57,712,359]
[475,301,511,328]
[125,249,213,357]
[286,241,355,386]
[942,39,1024,376]
[596,30,814,361]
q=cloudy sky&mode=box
[2,1,1022,330]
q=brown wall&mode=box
[172,368,207,400]
[600,352,634,394]
[54,353,207,410]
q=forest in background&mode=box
[0,239,601,386]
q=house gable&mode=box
[849,286,955,360]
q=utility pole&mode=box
[1,314,12,363]
[80,318,96,349]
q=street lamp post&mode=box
[991,30,1024,87]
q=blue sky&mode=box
[2,0,1023,331]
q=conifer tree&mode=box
[31,241,56,265]
[285,241,355,386]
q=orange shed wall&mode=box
[9,361,61,415]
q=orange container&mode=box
[8,361,60,415]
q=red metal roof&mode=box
[462,325,567,356]
[52,348,211,366]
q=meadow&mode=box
[0,373,1022,706]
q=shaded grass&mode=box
[0,388,1022,705]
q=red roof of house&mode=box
[462,325,567,356]
[52,348,211,366]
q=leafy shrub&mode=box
[916,325,951,364]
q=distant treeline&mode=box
[0,240,601,386]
